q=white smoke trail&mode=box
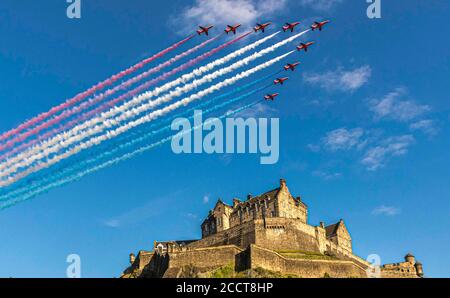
[1,30,309,175]
[0,51,293,186]
[0,32,280,171]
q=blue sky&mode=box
[0,0,449,277]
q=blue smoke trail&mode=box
[0,70,282,198]
[0,70,283,201]
[0,86,270,209]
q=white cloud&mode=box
[298,0,344,11]
[235,102,278,118]
[101,190,184,228]
[176,0,287,32]
[372,205,401,216]
[203,195,210,204]
[410,119,438,136]
[361,135,415,171]
[103,219,120,228]
[307,143,321,152]
[322,128,365,151]
[312,170,342,180]
[303,65,371,92]
[369,88,430,122]
[185,213,198,219]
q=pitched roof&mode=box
[325,221,341,238]
[239,188,280,207]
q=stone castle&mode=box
[122,179,424,278]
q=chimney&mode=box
[232,198,240,208]
[280,178,287,189]
[247,194,252,200]
[320,222,325,229]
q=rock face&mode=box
[121,179,424,278]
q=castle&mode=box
[122,179,424,278]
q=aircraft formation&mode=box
[0,18,331,210]
[196,20,330,102]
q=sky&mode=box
[0,0,449,277]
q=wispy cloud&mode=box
[372,205,401,216]
[203,195,210,204]
[303,65,372,92]
[235,102,278,118]
[369,88,430,122]
[174,0,287,34]
[361,135,415,171]
[307,143,321,152]
[101,190,184,228]
[322,128,365,151]
[298,0,344,11]
[312,170,342,180]
[410,119,439,136]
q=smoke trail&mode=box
[0,36,219,153]
[0,52,293,186]
[0,99,264,210]
[0,76,277,201]
[1,52,291,178]
[0,35,195,144]
[2,30,307,172]
[0,32,279,163]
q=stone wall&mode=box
[163,245,242,277]
[188,220,256,249]
[254,218,321,252]
[249,245,367,278]
[189,218,324,253]
[381,261,420,278]
[168,245,242,268]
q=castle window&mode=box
[271,211,276,217]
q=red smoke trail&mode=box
[0,36,217,154]
[0,34,195,144]
[0,32,252,160]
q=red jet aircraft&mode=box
[264,93,279,101]
[282,22,300,32]
[254,22,272,33]
[197,25,214,36]
[297,41,315,52]
[274,77,289,85]
[225,24,241,34]
[311,20,330,31]
[284,62,300,71]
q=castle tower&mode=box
[405,253,415,265]
[415,262,424,277]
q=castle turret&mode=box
[405,253,415,265]
[415,262,424,277]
